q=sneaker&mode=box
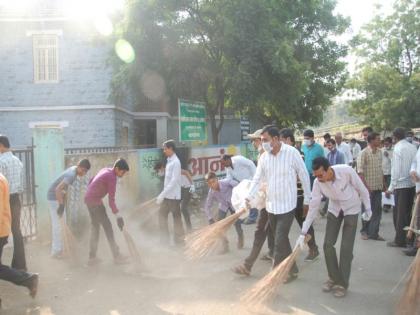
[114,255,130,265]
[387,241,405,248]
[305,248,320,261]
[87,257,102,267]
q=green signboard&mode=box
[179,99,207,142]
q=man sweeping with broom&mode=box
[246,125,311,284]
[47,159,91,259]
[296,157,372,298]
[84,158,130,266]
[203,172,244,253]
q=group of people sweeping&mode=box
[0,122,419,310]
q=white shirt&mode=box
[302,165,371,234]
[248,143,311,215]
[0,151,24,194]
[181,174,191,188]
[337,142,353,165]
[382,147,393,176]
[388,139,417,191]
[159,154,181,200]
[351,143,361,161]
[410,147,420,193]
[226,155,256,182]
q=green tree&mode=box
[111,0,348,143]
[348,0,420,131]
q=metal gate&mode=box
[13,148,37,239]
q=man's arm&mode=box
[247,156,265,198]
[350,168,371,212]
[107,176,119,214]
[181,169,193,185]
[357,151,370,192]
[55,180,68,204]
[346,145,353,165]
[388,148,401,192]
[159,161,181,199]
[293,149,311,205]
[301,181,322,234]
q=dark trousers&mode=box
[10,194,26,270]
[393,187,416,246]
[324,212,358,289]
[361,190,382,239]
[295,196,317,250]
[0,237,31,286]
[268,210,298,274]
[244,208,274,270]
[181,188,192,231]
[87,205,120,259]
[159,199,184,245]
[218,208,243,239]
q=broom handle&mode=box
[136,197,157,210]
[407,194,420,239]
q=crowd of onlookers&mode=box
[311,127,420,257]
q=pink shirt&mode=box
[84,168,119,214]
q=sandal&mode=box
[322,279,335,292]
[283,273,298,284]
[232,264,251,276]
[332,285,347,298]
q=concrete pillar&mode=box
[156,117,168,146]
[30,122,66,239]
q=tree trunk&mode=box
[208,76,225,144]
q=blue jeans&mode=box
[246,208,258,223]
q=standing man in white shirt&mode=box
[156,140,184,245]
[385,128,417,248]
[247,125,311,283]
[349,138,361,167]
[0,135,26,271]
[408,146,420,256]
[335,132,353,165]
[296,157,371,298]
[382,137,393,213]
[221,154,257,224]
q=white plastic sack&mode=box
[231,179,266,219]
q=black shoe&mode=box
[23,274,39,298]
[402,247,418,256]
[387,241,405,248]
[305,248,320,261]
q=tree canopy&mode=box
[111,0,348,143]
[348,0,420,131]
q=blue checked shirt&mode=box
[0,152,24,194]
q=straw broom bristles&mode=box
[240,235,311,307]
[59,217,77,259]
[185,208,246,260]
[396,248,420,315]
[123,229,142,265]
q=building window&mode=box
[33,34,59,83]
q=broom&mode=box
[123,229,142,266]
[59,217,77,259]
[396,229,420,315]
[240,235,311,307]
[184,208,247,260]
[406,195,419,240]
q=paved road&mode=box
[0,208,413,315]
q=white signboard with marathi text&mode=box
[187,144,241,189]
